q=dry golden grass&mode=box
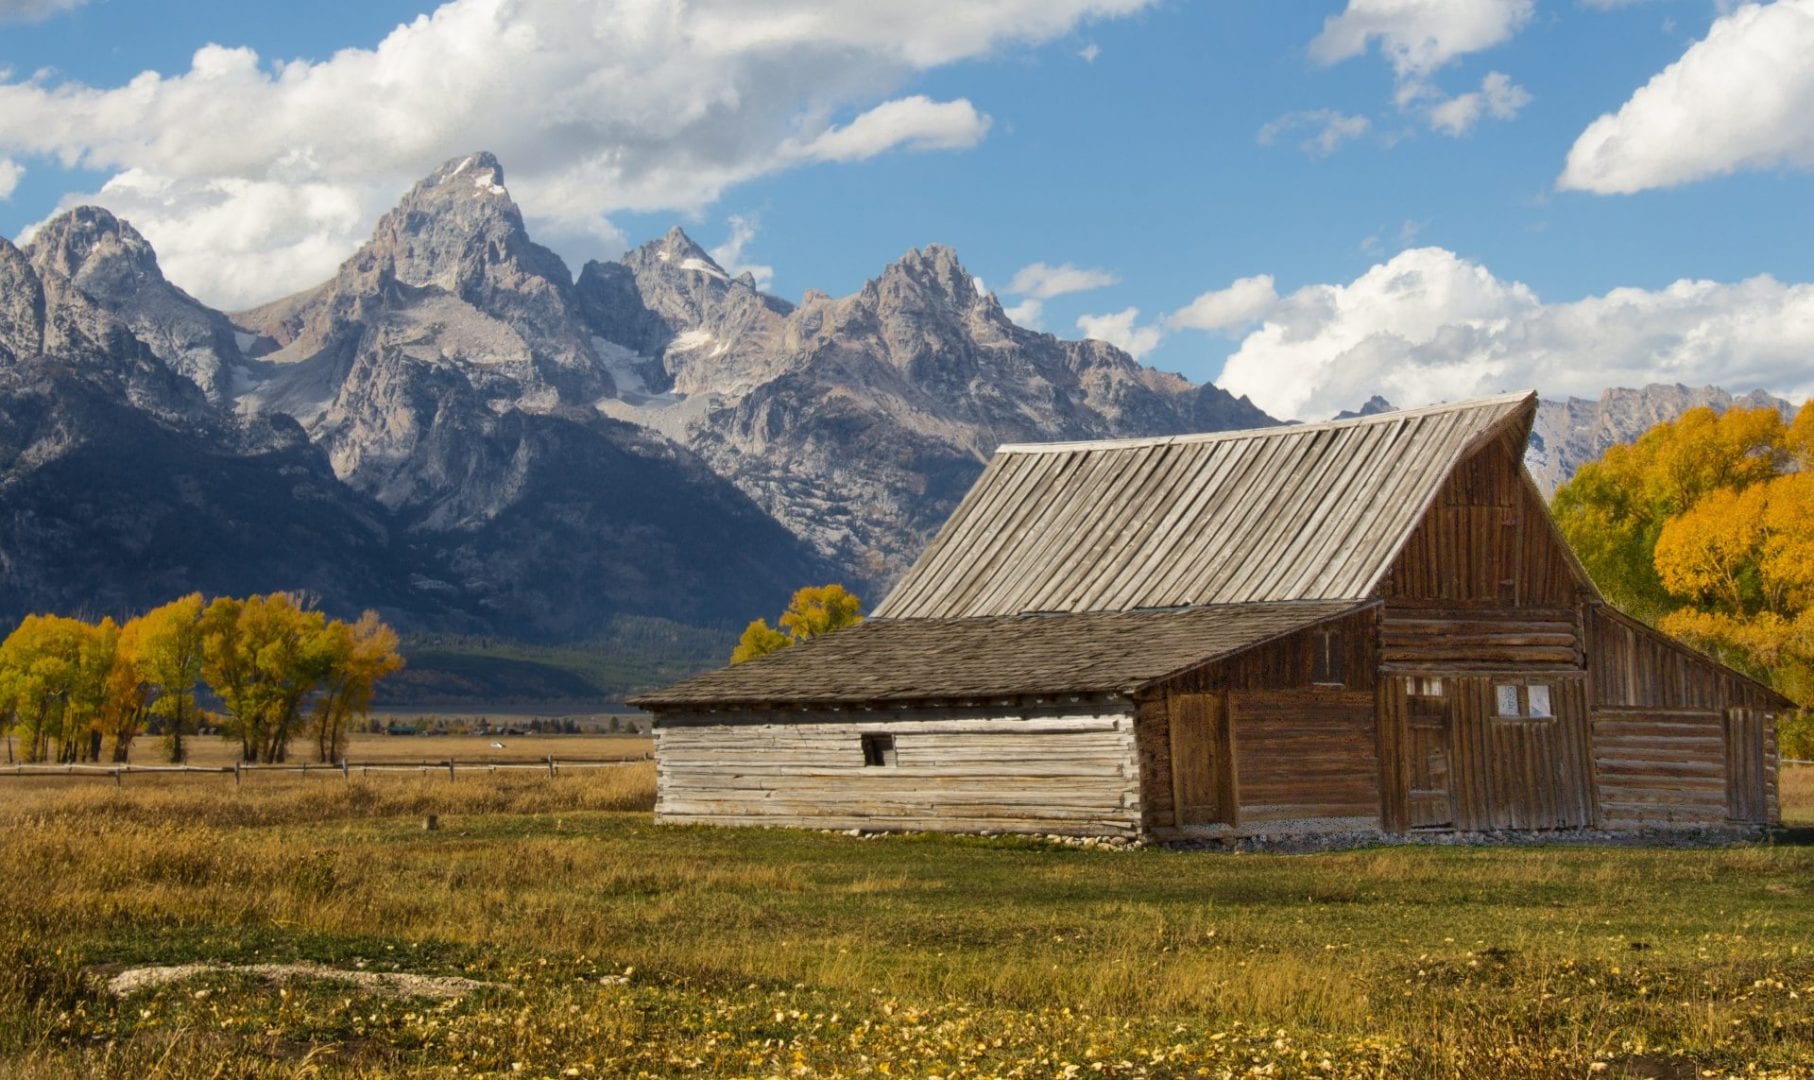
[1783,763,1814,826]
[104,731,652,769]
[0,762,1808,1076]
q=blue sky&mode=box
[2,0,1811,419]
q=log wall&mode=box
[1584,603,1781,827]
[1136,609,1383,836]
[653,706,1142,836]
[1228,689,1380,828]
[1380,605,1584,671]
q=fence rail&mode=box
[0,753,650,785]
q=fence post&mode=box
[342,759,350,782]
[448,760,456,781]
[547,755,556,778]
[113,768,121,788]
[234,761,242,787]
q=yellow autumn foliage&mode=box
[1557,401,1814,708]
[729,584,863,664]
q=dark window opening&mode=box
[1312,629,1346,686]
[861,733,897,768]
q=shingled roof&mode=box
[875,391,1539,619]
[629,601,1368,708]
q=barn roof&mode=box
[628,600,1369,708]
[874,391,1539,620]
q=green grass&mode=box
[1,769,1811,1076]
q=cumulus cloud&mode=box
[1427,71,1530,135]
[0,158,21,200]
[1560,0,1814,194]
[1215,247,1814,421]
[1310,0,1533,133]
[1076,307,1163,359]
[1167,274,1278,333]
[0,0,1153,309]
[1256,110,1372,157]
[0,0,85,22]
[1006,261,1119,299]
[708,214,775,292]
[1003,298,1045,329]
[1310,0,1533,80]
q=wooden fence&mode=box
[0,753,650,786]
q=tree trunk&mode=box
[169,708,186,764]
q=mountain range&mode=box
[0,151,1793,639]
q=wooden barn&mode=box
[631,392,1789,840]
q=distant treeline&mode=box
[0,593,402,766]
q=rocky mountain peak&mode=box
[646,225,719,269]
[18,206,245,399]
[872,244,983,312]
[362,150,569,296]
[26,206,163,288]
[1334,394,1395,420]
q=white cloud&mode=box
[0,0,1154,309]
[1076,307,1163,359]
[792,95,990,163]
[0,0,85,22]
[1004,298,1044,329]
[1167,274,1278,333]
[1310,0,1533,79]
[1310,0,1532,127]
[1215,247,1814,421]
[1079,42,1101,62]
[1256,110,1372,157]
[1006,260,1119,299]
[1560,0,1814,194]
[708,214,775,292]
[0,157,21,200]
[1427,70,1531,135]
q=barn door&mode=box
[1168,692,1224,827]
[1725,708,1768,823]
[1405,683,1455,828]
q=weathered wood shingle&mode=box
[874,392,1538,619]
[629,601,1369,708]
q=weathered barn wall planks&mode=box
[1229,689,1380,828]
[655,708,1142,836]
[1381,435,1584,607]
[1137,608,1383,837]
[1380,605,1583,671]
[1377,674,1593,832]
[1584,604,1781,827]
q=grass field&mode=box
[0,765,1809,1077]
[154,732,654,769]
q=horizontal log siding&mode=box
[1382,435,1583,607]
[1590,712,1728,827]
[1229,689,1380,828]
[1136,608,1383,835]
[1381,604,1584,671]
[653,708,1141,836]
[1584,604,1782,827]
